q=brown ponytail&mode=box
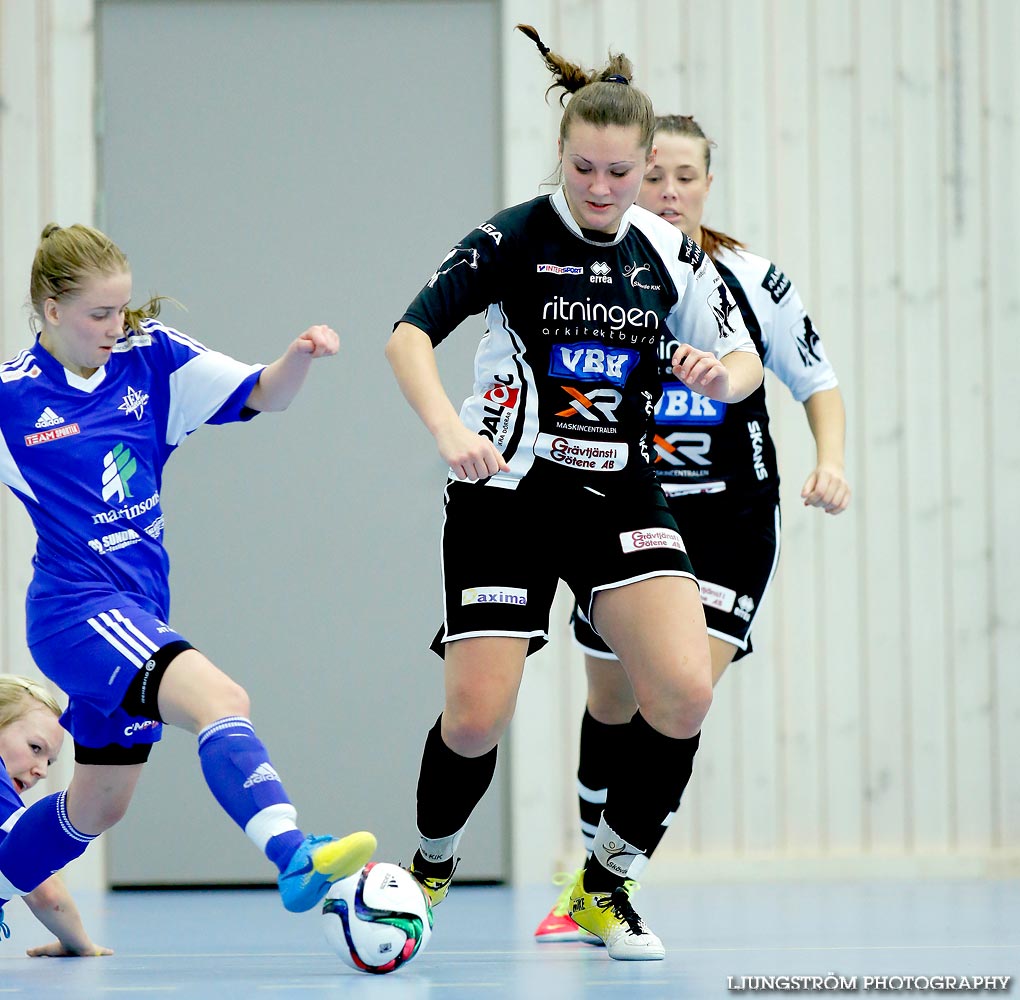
[516,24,655,153]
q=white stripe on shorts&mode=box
[87,609,159,667]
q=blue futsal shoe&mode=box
[278,831,377,913]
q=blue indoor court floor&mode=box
[1,879,1016,1000]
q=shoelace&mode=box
[550,868,584,916]
[411,857,460,889]
[595,885,646,937]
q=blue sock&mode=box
[0,791,95,898]
[197,716,305,872]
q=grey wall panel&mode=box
[99,0,505,884]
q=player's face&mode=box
[40,268,133,378]
[638,133,712,237]
[559,122,651,234]
[0,707,63,794]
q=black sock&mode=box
[414,715,497,874]
[586,711,700,888]
[577,708,627,851]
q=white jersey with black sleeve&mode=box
[397,188,757,492]
[0,318,264,644]
[651,244,838,503]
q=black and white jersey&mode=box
[651,244,838,503]
[398,189,757,491]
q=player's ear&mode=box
[43,298,61,327]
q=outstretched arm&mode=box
[23,875,112,958]
[244,325,339,412]
[801,387,850,514]
[386,322,508,481]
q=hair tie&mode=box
[605,74,629,85]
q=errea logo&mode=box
[590,261,612,284]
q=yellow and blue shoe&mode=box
[408,858,458,907]
[569,877,664,961]
[278,831,377,913]
[533,869,602,944]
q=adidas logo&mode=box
[243,763,280,788]
[35,407,64,428]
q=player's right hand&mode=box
[436,421,509,481]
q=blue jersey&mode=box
[0,319,263,644]
[0,759,23,839]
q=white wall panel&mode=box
[984,0,1020,851]
[503,0,1020,880]
[0,0,101,891]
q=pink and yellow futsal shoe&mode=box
[533,869,601,944]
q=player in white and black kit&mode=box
[0,225,376,941]
[534,114,851,942]
[386,26,763,962]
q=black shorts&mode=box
[573,491,781,662]
[431,476,696,658]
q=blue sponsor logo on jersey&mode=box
[655,384,726,425]
[548,342,640,387]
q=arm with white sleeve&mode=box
[760,274,850,514]
[667,252,763,404]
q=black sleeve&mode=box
[396,221,506,347]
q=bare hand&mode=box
[291,325,339,359]
[671,344,731,400]
[801,463,851,514]
[27,939,114,958]
[436,422,509,481]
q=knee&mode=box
[67,787,132,835]
[199,677,250,728]
[643,676,713,740]
[585,661,637,724]
[441,712,504,758]
[217,678,250,719]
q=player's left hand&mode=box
[801,463,851,514]
[291,325,339,359]
[671,344,730,400]
[27,939,114,957]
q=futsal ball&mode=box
[322,862,433,974]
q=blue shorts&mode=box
[29,603,187,752]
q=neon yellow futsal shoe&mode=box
[533,869,602,943]
[569,876,664,960]
[408,858,458,907]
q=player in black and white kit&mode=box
[534,114,851,942]
[386,27,762,962]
